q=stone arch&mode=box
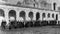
[36,12,40,21]
[19,11,26,20]
[48,13,50,18]
[28,11,33,20]
[42,13,45,18]
[9,10,16,20]
[0,9,5,17]
[52,13,54,18]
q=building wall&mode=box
[2,0,60,11]
[0,5,59,26]
[16,0,60,11]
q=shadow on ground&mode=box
[0,26,60,34]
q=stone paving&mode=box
[0,26,60,34]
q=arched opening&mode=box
[34,12,40,27]
[0,9,5,17]
[48,13,50,18]
[28,12,33,20]
[25,12,33,27]
[42,13,48,26]
[49,14,58,25]
[53,3,56,10]
[0,9,6,27]
[19,11,26,20]
[56,14,58,20]
[52,14,54,18]
[9,10,16,20]
[0,9,5,28]
[36,12,40,21]
[42,13,45,18]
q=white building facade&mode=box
[0,4,60,26]
[0,0,60,26]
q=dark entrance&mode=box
[34,12,40,27]
[56,14,58,20]
[36,12,40,21]
[0,9,5,17]
[19,11,26,27]
[53,3,56,10]
[29,12,33,20]
[20,11,26,20]
[25,12,33,27]
[9,10,16,20]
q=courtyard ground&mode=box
[0,26,60,34]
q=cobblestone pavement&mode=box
[0,26,60,34]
